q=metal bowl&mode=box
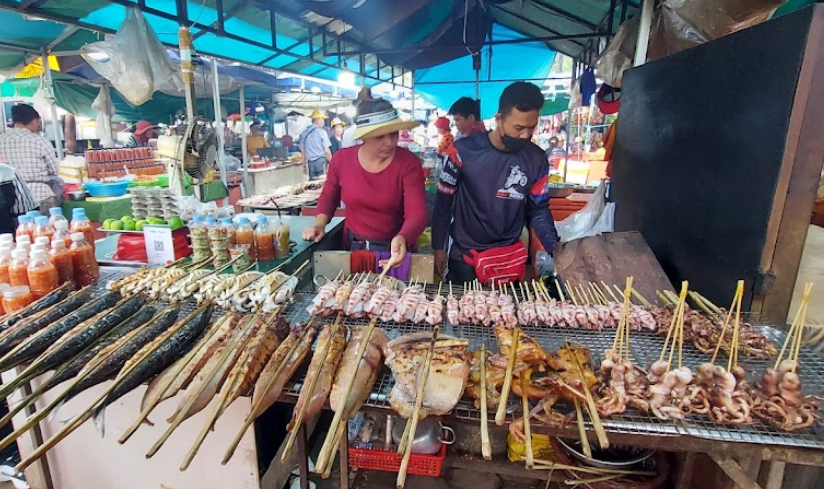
[548,183,574,199]
[557,438,655,469]
[573,185,598,194]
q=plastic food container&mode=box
[85,181,129,198]
[2,285,33,313]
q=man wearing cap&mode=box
[299,110,333,180]
[432,82,558,284]
[125,120,157,148]
[0,104,61,214]
[330,117,346,155]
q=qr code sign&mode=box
[154,241,165,252]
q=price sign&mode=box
[144,225,175,266]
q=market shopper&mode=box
[299,110,333,180]
[246,122,270,159]
[303,97,427,270]
[125,120,157,148]
[0,105,61,213]
[434,116,454,155]
[448,97,486,139]
[330,117,346,155]
[432,82,558,284]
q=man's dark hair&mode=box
[498,82,544,117]
[11,104,40,125]
[448,97,480,120]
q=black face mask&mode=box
[498,126,530,152]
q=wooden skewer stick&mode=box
[613,285,631,304]
[573,398,592,459]
[321,419,347,479]
[555,278,566,302]
[479,345,492,460]
[588,283,606,305]
[688,291,715,315]
[496,326,520,426]
[630,288,651,308]
[727,284,744,372]
[566,283,578,306]
[659,284,686,363]
[510,283,520,304]
[577,284,591,305]
[397,325,440,489]
[520,375,534,469]
[601,281,620,303]
[791,283,814,372]
[572,352,609,449]
[656,290,672,306]
[711,283,742,365]
[281,315,344,461]
[315,317,378,474]
[665,283,689,371]
[775,300,805,369]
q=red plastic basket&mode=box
[347,444,446,477]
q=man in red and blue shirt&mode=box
[433,82,558,283]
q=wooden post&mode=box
[63,114,76,155]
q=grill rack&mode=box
[279,292,824,451]
[94,270,824,451]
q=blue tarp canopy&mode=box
[414,25,556,118]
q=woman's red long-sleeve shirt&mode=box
[316,146,428,246]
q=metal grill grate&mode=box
[278,292,824,450]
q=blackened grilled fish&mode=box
[0,283,72,335]
[0,288,92,358]
[92,305,214,431]
[39,306,157,393]
[0,291,120,371]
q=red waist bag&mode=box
[463,241,527,286]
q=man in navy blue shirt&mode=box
[432,82,558,284]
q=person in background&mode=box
[304,96,427,270]
[125,120,157,148]
[434,116,453,156]
[0,104,61,213]
[545,136,567,171]
[246,122,270,159]
[0,162,39,232]
[342,87,373,149]
[299,110,333,180]
[432,82,558,284]
[448,97,486,139]
[330,117,346,155]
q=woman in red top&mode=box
[303,98,427,269]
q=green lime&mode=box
[135,220,147,232]
[123,220,136,231]
[169,217,184,230]
[103,219,116,230]
[121,215,134,222]
[110,220,124,231]
[148,217,163,224]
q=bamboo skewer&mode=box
[566,283,578,305]
[710,283,742,365]
[496,326,520,426]
[222,317,317,465]
[659,282,687,365]
[573,398,592,459]
[397,325,440,489]
[555,278,566,302]
[656,290,672,306]
[315,317,379,474]
[520,375,534,469]
[775,282,814,371]
[479,345,491,460]
[570,348,608,449]
[601,281,620,303]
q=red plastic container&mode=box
[347,444,445,477]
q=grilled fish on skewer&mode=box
[330,327,388,419]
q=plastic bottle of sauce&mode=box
[0,246,12,284]
[2,285,33,314]
[0,234,14,250]
[0,284,10,315]
[33,216,54,243]
[48,207,68,229]
[221,217,237,246]
[9,249,29,287]
[16,216,33,241]
[27,250,59,299]
[70,209,96,254]
[50,240,74,285]
[236,217,256,261]
[34,236,51,248]
[274,217,292,258]
[53,220,72,249]
[69,232,99,287]
[255,216,276,262]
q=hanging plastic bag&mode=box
[81,8,178,105]
[555,181,615,243]
[92,86,116,148]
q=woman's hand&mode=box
[379,235,408,270]
[302,221,327,242]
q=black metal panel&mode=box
[611,9,814,309]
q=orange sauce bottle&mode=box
[27,250,59,300]
[33,216,54,244]
[2,286,33,314]
[254,216,276,262]
[49,240,75,285]
[236,217,256,261]
[8,249,29,287]
[70,209,96,254]
[69,232,99,287]
[0,246,12,284]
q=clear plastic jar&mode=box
[0,246,12,284]
[221,217,237,246]
[69,232,99,287]
[70,208,95,254]
[0,234,14,250]
[16,216,33,241]
[255,215,276,262]
[274,217,291,258]
[236,217,256,261]
[48,207,68,229]
[0,284,10,315]
[27,250,59,299]
[50,240,75,285]
[9,249,29,287]
[33,216,54,243]
[2,285,33,313]
[53,220,72,249]
[229,245,251,272]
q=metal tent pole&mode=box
[563,59,576,183]
[239,85,249,198]
[210,58,228,207]
[41,48,63,160]
[633,0,655,67]
[0,91,6,134]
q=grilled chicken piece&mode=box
[329,327,388,419]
